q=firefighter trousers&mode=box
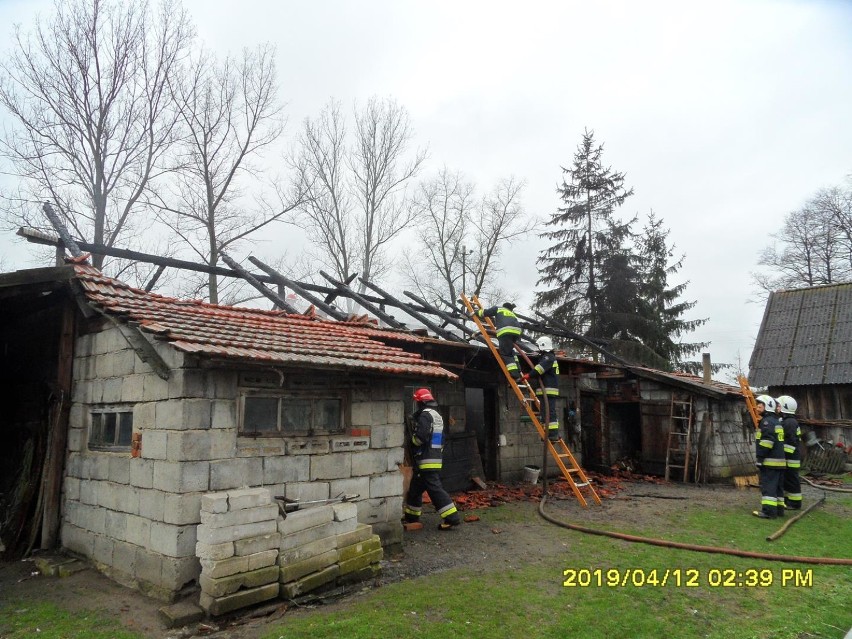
[496,334,521,378]
[758,466,784,517]
[404,470,460,525]
[783,466,802,509]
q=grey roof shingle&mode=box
[749,282,852,386]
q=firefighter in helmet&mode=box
[476,301,522,380]
[522,336,561,442]
[403,388,461,530]
[753,395,785,518]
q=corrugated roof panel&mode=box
[71,265,456,380]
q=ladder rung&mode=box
[574,482,589,488]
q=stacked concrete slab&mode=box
[278,501,383,598]
[196,488,280,616]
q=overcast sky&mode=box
[1,0,851,381]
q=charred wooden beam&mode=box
[219,250,299,314]
[144,264,166,292]
[319,271,406,329]
[323,272,358,305]
[358,279,463,341]
[248,256,348,320]
[402,290,474,339]
[42,202,85,260]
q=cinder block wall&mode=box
[61,325,439,599]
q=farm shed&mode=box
[748,282,852,447]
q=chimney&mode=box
[702,353,711,383]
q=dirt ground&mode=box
[0,477,835,639]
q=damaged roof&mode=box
[65,264,456,380]
[748,282,852,387]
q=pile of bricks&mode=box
[278,500,383,598]
[196,487,281,616]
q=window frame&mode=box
[239,388,350,438]
[88,405,135,452]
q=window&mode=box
[89,407,134,451]
[240,390,347,437]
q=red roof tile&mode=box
[72,265,455,380]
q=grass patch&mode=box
[265,500,852,639]
[0,601,143,639]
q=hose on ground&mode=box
[802,475,852,493]
[537,494,852,566]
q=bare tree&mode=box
[292,97,426,295]
[752,186,851,295]
[0,0,194,270]
[404,170,535,305]
[149,44,300,304]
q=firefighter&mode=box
[403,388,461,530]
[776,395,803,510]
[476,301,522,380]
[522,336,561,442]
[753,395,785,519]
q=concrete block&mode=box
[227,487,272,511]
[338,548,383,576]
[333,517,357,535]
[139,490,165,521]
[156,398,211,431]
[279,564,339,599]
[278,535,337,566]
[200,565,279,598]
[92,456,110,480]
[211,400,237,429]
[330,437,370,453]
[336,523,374,549]
[201,493,229,514]
[135,547,163,585]
[150,522,197,557]
[332,502,358,523]
[153,461,210,493]
[105,509,128,541]
[77,502,107,535]
[121,374,145,402]
[369,424,403,449]
[234,533,281,556]
[163,492,203,526]
[277,505,333,535]
[142,430,169,461]
[63,477,81,501]
[388,401,404,425]
[158,601,204,629]
[286,439,329,456]
[195,519,278,546]
[108,457,131,485]
[328,477,370,501]
[356,497,390,525]
[371,520,403,548]
[278,521,336,551]
[65,452,83,478]
[208,429,235,459]
[337,562,381,587]
[387,448,404,470]
[310,453,351,481]
[199,582,278,616]
[262,455,309,485]
[200,554,249,579]
[102,378,123,403]
[67,428,84,453]
[166,431,211,461]
[161,555,201,591]
[371,402,389,425]
[210,458,262,491]
[61,522,94,557]
[133,402,156,430]
[283,482,329,503]
[79,479,98,506]
[93,534,114,566]
[351,450,388,477]
[337,535,382,562]
[351,402,371,426]
[247,549,278,571]
[129,459,154,489]
[112,539,138,576]
[169,369,208,399]
[125,514,152,547]
[196,540,235,561]
[278,549,337,583]
[142,373,170,401]
[209,370,238,400]
[200,504,278,529]
[369,472,402,499]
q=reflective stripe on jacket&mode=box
[756,415,786,468]
[781,416,801,460]
[532,350,560,397]
[478,306,521,338]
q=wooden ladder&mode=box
[664,396,694,482]
[461,293,601,507]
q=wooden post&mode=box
[41,299,75,549]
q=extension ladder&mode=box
[736,375,760,429]
[664,396,694,482]
[460,294,601,507]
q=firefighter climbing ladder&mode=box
[664,396,694,482]
[460,294,601,507]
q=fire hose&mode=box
[538,494,852,566]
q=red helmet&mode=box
[413,388,434,403]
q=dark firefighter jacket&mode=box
[755,413,785,468]
[478,305,521,338]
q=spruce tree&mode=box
[634,212,708,371]
[535,129,634,340]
